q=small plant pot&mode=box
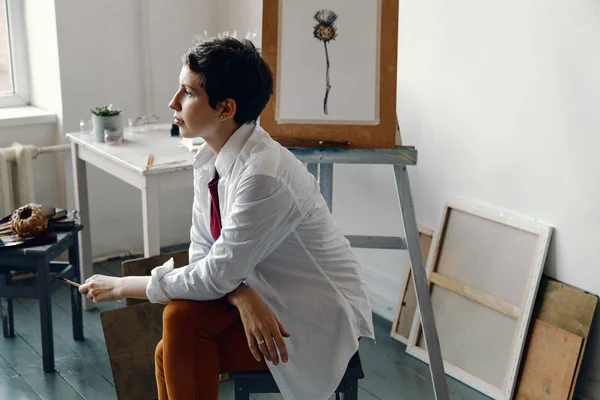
[92,114,122,142]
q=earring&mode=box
[220,115,224,119]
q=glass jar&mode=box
[104,128,124,145]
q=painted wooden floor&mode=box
[0,255,491,400]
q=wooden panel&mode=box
[536,278,597,339]
[101,302,165,400]
[524,277,598,399]
[391,228,433,343]
[260,0,399,149]
[515,319,582,400]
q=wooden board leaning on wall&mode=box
[515,277,597,400]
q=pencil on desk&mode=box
[55,276,122,302]
[146,154,153,170]
[147,160,186,168]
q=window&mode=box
[0,0,29,107]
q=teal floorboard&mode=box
[0,249,492,400]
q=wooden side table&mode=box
[0,225,85,372]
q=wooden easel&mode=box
[287,144,451,400]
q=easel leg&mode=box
[319,163,333,211]
[306,163,319,179]
[393,165,449,400]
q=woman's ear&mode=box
[219,98,237,121]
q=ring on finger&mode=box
[257,339,265,345]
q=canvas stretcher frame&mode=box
[390,226,435,344]
[405,200,553,400]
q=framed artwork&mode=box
[260,0,399,149]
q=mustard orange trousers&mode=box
[155,298,269,400]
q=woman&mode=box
[79,36,374,400]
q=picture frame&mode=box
[260,0,399,149]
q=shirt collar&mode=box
[192,122,256,176]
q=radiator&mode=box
[0,143,70,217]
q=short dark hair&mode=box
[183,37,273,125]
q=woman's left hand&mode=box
[78,275,123,303]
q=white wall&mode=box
[217,0,263,46]
[216,0,600,398]
[20,0,64,207]
[50,1,216,257]
[24,0,62,122]
[147,0,219,123]
[397,1,600,397]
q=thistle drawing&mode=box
[313,9,338,115]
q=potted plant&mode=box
[91,104,123,142]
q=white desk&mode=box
[66,127,196,309]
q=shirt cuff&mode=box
[146,257,175,304]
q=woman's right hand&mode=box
[228,284,291,366]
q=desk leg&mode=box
[38,257,54,372]
[142,175,161,257]
[71,142,94,311]
[1,272,13,338]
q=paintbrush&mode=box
[54,275,122,302]
[55,275,81,287]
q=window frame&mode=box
[0,0,30,108]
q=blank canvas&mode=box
[418,285,516,388]
[436,208,538,306]
[406,201,552,400]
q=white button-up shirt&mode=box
[147,122,374,400]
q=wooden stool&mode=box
[0,226,84,372]
[229,351,364,400]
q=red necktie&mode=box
[208,170,222,240]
